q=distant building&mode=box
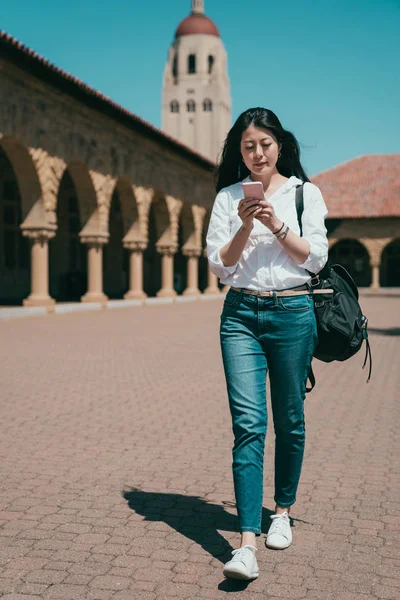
[313,155,400,289]
[162,0,231,163]
[0,29,399,309]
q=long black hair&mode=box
[216,107,310,192]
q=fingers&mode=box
[239,198,262,209]
[241,205,262,219]
[238,198,261,216]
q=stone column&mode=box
[123,241,148,300]
[203,249,220,295]
[183,249,201,296]
[370,260,381,291]
[156,246,177,298]
[22,228,56,307]
[80,236,108,304]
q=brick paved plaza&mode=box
[0,294,399,600]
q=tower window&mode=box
[203,99,212,112]
[172,55,178,78]
[187,100,196,112]
[208,55,214,74]
[188,54,196,74]
[170,100,179,113]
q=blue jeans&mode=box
[219,287,318,535]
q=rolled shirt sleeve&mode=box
[206,189,239,280]
[297,182,329,274]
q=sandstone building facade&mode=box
[0,25,399,308]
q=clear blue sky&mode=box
[1,0,399,175]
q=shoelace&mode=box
[269,512,290,538]
[231,546,256,562]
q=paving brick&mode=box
[85,591,115,600]
[42,583,87,599]
[16,584,49,595]
[264,583,308,598]
[2,595,42,600]
[88,575,131,590]
[371,584,400,599]
[24,569,68,584]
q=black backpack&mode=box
[295,183,372,393]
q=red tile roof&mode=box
[311,154,400,218]
[0,31,215,171]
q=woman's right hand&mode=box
[238,198,263,231]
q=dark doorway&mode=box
[50,171,86,301]
[0,148,30,305]
[143,204,161,297]
[381,239,400,287]
[103,190,127,299]
[328,239,371,287]
[174,215,187,295]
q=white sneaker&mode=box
[223,544,259,580]
[265,511,292,549]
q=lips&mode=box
[254,162,267,167]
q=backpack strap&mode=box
[295,183,319,283]
[295,184,305,237]
[306,365,315,393]
[296,183,316,394]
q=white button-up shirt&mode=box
[206,175,329,291]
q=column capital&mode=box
[156,244,178,257]
[182,247,202,258]
[123,240,148,252]
[21,226,56,242]
[80,234,109,248]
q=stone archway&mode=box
[174,213,187,295]
[381,239,400,287]
[328,239,372,287]
[50,169,87,301]
[103,189,127,299]
[143,202,161,297]
[150,193,182,298]
[0,137,45,226]
[0,144,30,304]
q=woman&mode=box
[206,107,329,580]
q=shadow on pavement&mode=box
[123,487,289,588]
[368,327,400,336]
[123,487,310,589]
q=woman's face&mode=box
[240,125,281,176]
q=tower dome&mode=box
[175,14,219,38]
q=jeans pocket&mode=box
[223,289,238,306]
[278,295,311,312]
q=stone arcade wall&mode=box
[0,56,220,305]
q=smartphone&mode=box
[242,181,264,202]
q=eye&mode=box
[262,144,271,149]
[244,146,253,151]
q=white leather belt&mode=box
[230,286,334,298]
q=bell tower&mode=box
[162,1,231,163]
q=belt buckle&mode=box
[310,275,320,287]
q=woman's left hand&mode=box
[254,201,282,232]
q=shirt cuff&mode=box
[297,242,328,274]
[208,248,238,279]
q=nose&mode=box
[254,144,263,157]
